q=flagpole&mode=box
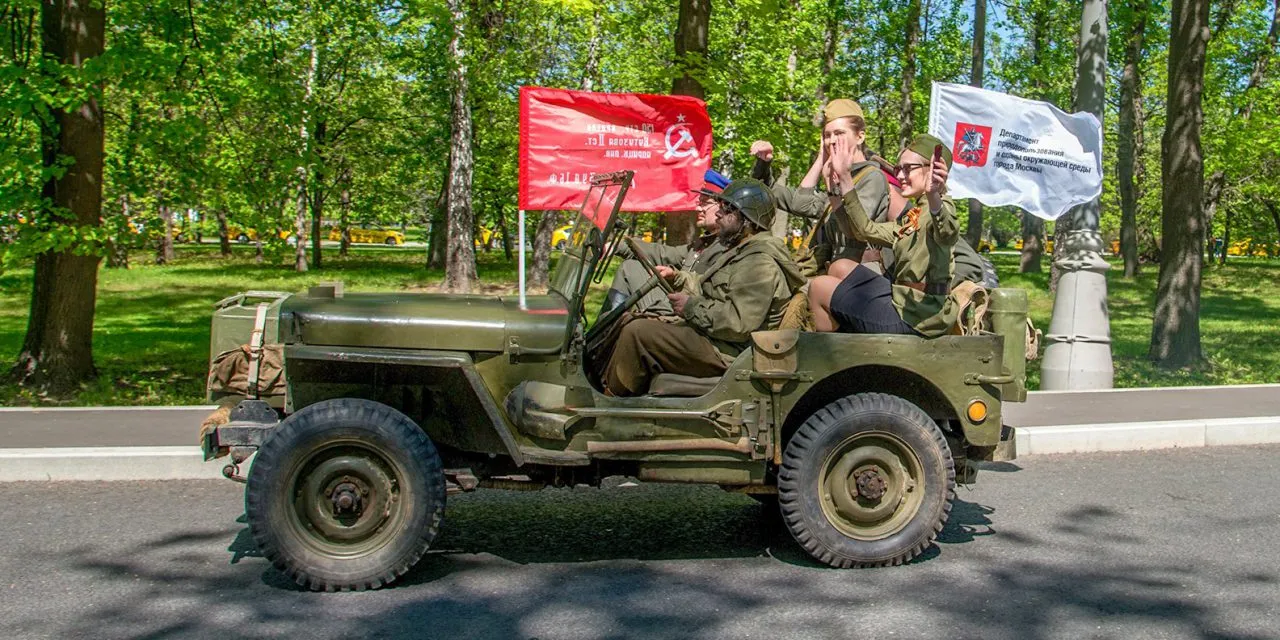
[1040,0,1114,390]
[518,209,527,310]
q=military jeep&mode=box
[201,171,1024,591]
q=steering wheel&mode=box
[624,236,675,294]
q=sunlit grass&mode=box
[1,244,1276,406]
[991,253,1280,389]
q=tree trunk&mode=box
[1199,0,1278,242]
[965,0,987,248]
[498,208,512,261]
[1268,202,1280,246]
[310,119,326,269]
[1202,171,1224,263]
[215,208,232,257]
[156,202,175,264]
[814,0,838,126]
[666,0,710,246]
[1021,5,1049,273]
[1149,0,1209,368]
[1117,2,1147,278]
[443,0,476,292]
[529,212,557,290]
[581,8,603,92]
[13,0,105,393]
[898,0,922,150]
[293,43,317,273]
[1219,207,1230,266]
[338,167,351,257]
[106,193,130,269]
[1020,213,1044,273]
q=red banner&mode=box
[518,87,713,212]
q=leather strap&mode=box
[246,302,269,399]
[901,281,951,296]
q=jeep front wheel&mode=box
[245,398,445,591]
[778,393,954,568]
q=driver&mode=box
[601,179,806,396]
[600,169,731,317]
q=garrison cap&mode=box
[905,134,954,170]
[822,99,865,124]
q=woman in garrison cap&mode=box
[807,133,963,337]
[749,99,891,276]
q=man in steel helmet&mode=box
[600,178,805,396]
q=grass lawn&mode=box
[992,253,1280,389]
[1,244,1276,406]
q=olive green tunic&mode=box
[757,159,890,275]
[675,231,807,359]
[838,191,962,338]
[612,234,726,315]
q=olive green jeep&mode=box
[201,171,1024,591]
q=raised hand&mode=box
[749,140,774,163]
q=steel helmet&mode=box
[714,178,776,230]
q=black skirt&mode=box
[830,264,920,335]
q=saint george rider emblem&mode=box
[953,122,993,168]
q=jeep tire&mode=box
[778,393,954,567]
[246,398,446,591]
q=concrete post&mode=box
[1042,0,1114,389]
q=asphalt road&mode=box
[3,445,1279,640]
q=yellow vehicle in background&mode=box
[552,224,573,250]
[475,224,573,250]
[976,238,993,254]
[1014,235,1054,253]
[228,226,292,244]
[1227,239,1277,257]
[330,224,405,246]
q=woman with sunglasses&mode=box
[807,133,962,337]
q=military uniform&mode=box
[602,180,805,396]
[752,98,891,276]
[607,234,725,315]
[769,164,890,275]
[833,187,962,338]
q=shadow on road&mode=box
[13,476,1277,640]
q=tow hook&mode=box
[222,462,247,484]
[221,445,257,483]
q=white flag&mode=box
[927,82,1103,221]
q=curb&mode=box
[0,447,228,482]
[2,416,1279,481]
[1015,416,1280,456]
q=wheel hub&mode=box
[819,432,926,541]
[855,469,888,500]
[330,481,364,516]
[292,451,399,550]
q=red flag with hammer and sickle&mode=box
[518,86,713,212]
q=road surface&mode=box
[3,445,1278,639]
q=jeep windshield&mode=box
[548,171,633,308]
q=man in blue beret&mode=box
[599,169,731,317]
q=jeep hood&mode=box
[280,292,570,353]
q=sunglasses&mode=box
[896,162,928,177]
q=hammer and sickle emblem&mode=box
[663,123,698,160]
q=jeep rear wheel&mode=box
[778,393,954,567]
[246,399,445,591]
